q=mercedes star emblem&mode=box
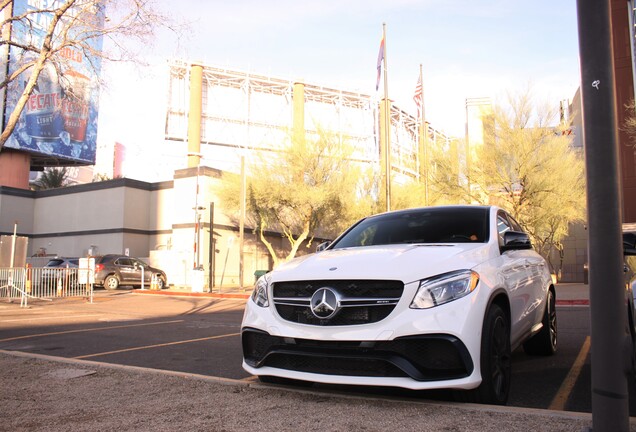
[310,287,340,319]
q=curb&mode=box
[556,299,590,306]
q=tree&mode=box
[0,0,181,149]
[391,137,467,210]
[218,129,365,268]
[455,90,586,272]
[392,90,585,276]
[31,166,69,190]
[92,173,111,182]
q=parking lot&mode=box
[0,287,635,416]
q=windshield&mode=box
[331,207,490,249]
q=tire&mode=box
[156,276,166,290]
[457,303,511,405]
[104,275,120,290]
[523,289,557,356]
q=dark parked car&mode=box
[93,254,167,290]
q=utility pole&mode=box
[417,63,429,205]
[382,23,391,212]
[577,0,629,430]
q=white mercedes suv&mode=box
[241,205,557,405]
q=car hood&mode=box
[271,243,493,284]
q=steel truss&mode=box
[166,61,454,181]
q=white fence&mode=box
[0,266,93,307]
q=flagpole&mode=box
[382,23,391,212]
[419,63,429,205]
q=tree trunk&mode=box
[258,224,280,268]
[286,228,310,262]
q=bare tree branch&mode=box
[1,0,186,150]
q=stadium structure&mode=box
[163,60,456,192]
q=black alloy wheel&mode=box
[547,290,558,351]
[523,289,558,356]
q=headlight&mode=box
[251,274,269,307]
[410,270,479,309]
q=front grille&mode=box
[242,328,473,381]
[275,303,395,326]
[273,280,404,298]
[272,280,404,326]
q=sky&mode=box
[96,0,581,179]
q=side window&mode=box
[497,212,512,246]
[133,259,147,268]
[117,258,133,267]
[507,214,524,233]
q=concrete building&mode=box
[465,97,493,164]
[0,169,276,291]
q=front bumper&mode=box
[243,328,473,381]
[241,282,488,390]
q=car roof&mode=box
[370,204,492,217]
[364,205,493,221]
[94,254,143,261]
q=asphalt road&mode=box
[0,289,633,415]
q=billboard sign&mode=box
[3,0,104,164]
[0,235,28,268]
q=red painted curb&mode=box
[556,299,590,306]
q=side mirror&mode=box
[316,241,331,252]
[501,231,532,252]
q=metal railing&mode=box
[0,266,93,307]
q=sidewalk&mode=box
[3,349,631,432]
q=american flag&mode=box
[376,35,385,91]
[413,74,423,120]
